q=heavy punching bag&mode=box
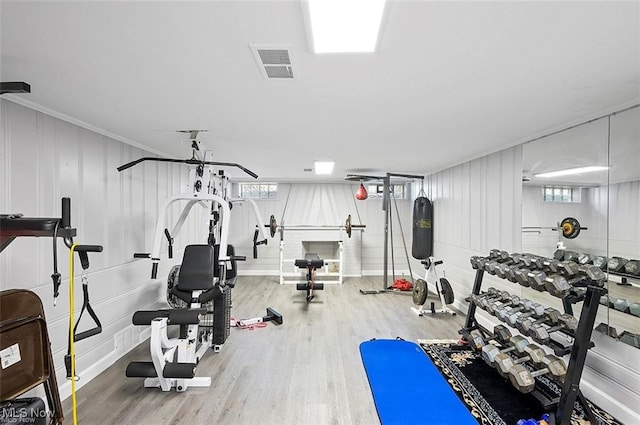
[412,196,433,260]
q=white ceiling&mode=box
[1,1,639,182]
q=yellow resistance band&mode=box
[69,243,78,425]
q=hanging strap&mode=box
[73,274,103,341]
[51,220,62,305]
[65,246,103,379]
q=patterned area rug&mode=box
[418,340,622,425]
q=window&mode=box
[367,183,406,199]
[239,183,278,199]
[542,186,581,203]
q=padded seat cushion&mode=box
[177,245,215,291]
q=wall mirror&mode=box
[521,105,640,346]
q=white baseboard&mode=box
[58,350,118,401]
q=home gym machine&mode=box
[120,135,280,391]
[411,257,455,316]
[460,250,607,425]
[126,244,233,391]
[117,134,268,279]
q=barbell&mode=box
[523,217,587,239]
[266,214,366,238]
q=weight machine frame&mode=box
[346,172,425,294]
[117,140,267,279]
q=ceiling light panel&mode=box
[307,0,387,53]
[314,161,335,175]
[534,166,609,178]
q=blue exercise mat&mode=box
[359,339,478,425]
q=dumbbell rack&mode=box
[460,252,607,425]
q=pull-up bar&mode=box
[117,157,259,179]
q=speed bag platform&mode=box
[359,339,478,425]
[412,197,433,260]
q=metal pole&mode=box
[383,176,390,289]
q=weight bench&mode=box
[126,244,225,392]
[295,253,325,303]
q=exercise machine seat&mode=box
[170,245,224,304]
[295,253,324,269]
[175,245,215,291]
[132,308,206,326]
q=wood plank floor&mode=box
[63,276,467,425]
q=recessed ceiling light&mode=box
[534,166,609,178]
[306,0,387,53]
[314,161,335,175]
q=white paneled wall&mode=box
[413,146,523,311]
[0,99,206,396]
[602,180,640,259]
[227,182,415,284]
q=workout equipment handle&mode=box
[117,157,259,179]
[62,197,71,228]
[74,245,103,253]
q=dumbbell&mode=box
[470,256,487,270]
[471,289,510,309]
[577,264,606,284]
[503,265,518,283]
[526,270,547,292]
[592,256,607,269]
[481,335,529,367]
[494,343,546,378]
[495,263,516,279]
[494,299,531,322]
[484,260,500,275]
[492,250,516,262]
[504,264,534,284]
[515,254,543,269]
[578,253,594,265]
[532,257,561,273]
[624,260,640,276]
[529,256,550,270]
[469,325,512,351]
[543,274,576,297]
[504,302,545,327]
[516,307,561,335]
[563,251,579,262]
[488,249,502,259]
[557,261,580,276]
[508,355,567,393]
[485,295,521,316]
[513,268,532,287]
[607,257,629,273]
[528,314,578,344]
[612,298,630,313]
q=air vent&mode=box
[251,45,295,80]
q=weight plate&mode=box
[439,277,455,305]
[345,214,352,238]
[269,215,277,237]
[166,265,187,308]
[412,278,428,305]
[561,217,581,239]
